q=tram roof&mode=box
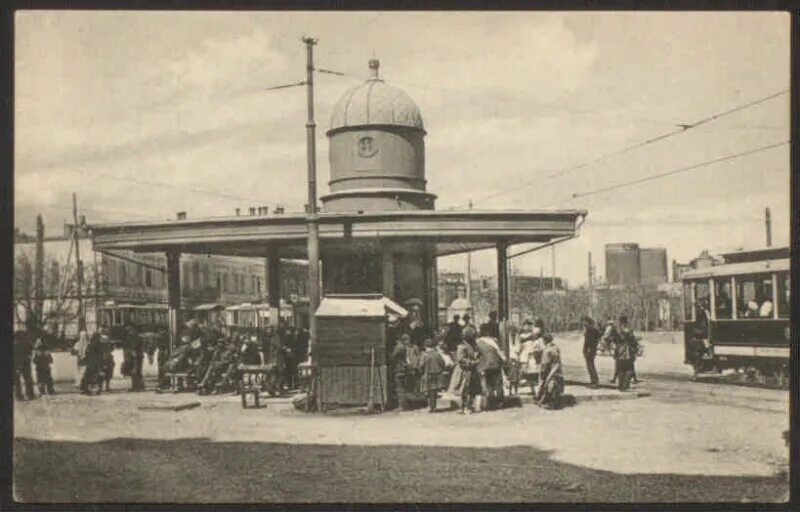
[89,209,587,259]
[681,258,789,280]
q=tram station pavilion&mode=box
[90,59,587,354]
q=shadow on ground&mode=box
[13,437,787,503]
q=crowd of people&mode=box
[388,310,642,414]
[389,309,564,414]
[579,315,641,391]
[13,332,55,401]
[15,308,641,408]
[13,318,309,400]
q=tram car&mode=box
[681,246,790,387]
[223,301,296,337]
[98,302,169,340]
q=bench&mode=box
[165,372,195,393]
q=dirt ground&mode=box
[13,332,790,503]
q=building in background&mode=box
[13,221,308,341]
[437,272,467,313]
[639,247,669,286]
[605,243,669,287]
[436,270,569,326]
[671,249,724,282]
[605,243,642,287]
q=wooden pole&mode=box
[72,194,86,332]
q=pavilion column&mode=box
[381,243,395,299]
[166,251,182,354]
[428,254,439,332]
[267,246,281,330]
[496,242,510,356]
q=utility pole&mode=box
[33,214,44,330]
[303,36,320,362]
[93,249,101,331]
[465,199,473,307]
[72,193,86,332]
[588,251,594,319]
[552,245,557,329]
[538,266,544,314]
[765,207,772,248]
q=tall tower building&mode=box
[320,60,437,325]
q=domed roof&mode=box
[329,59,424,132]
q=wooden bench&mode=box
[165,372,195,393]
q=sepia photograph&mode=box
[11,10,792,504]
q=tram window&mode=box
[714,279,732,319]
[778,273,790,319]
[693,282,710,324]
[683,282,693,320]
[736,274,773,318]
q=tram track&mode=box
[560,363,789,414]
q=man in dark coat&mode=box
[480,311,501,339]
[444,315,463,353]
[156,330,171,389]
[14,330,35,400]
[614,315,639,391]
[124,326,146,392]
[582,316,601,388]
[80,332,105,395]
[281,326,298,390]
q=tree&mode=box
[14,251,79,342]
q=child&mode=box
[505,358,521,396]
[419,338,446,413]
[435,338,454,392]
[32,339,55,396]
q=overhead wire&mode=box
[449,88,789,210]
[558,139,789,204]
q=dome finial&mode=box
[368,58,380,79]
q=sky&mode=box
[14,11,791,287]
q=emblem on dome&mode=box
[357,136,378,158]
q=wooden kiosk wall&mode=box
[316,315,389,406]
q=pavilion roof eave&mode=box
[90,209,587,258]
